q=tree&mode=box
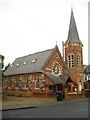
[4,63,10,72]
[0,55,4,96]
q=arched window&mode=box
[67,85,71,91]
[71,55,74,67]
[52,61,63,76]
[9,79,12,87]
[67,55,74,68]
[26,78,29,88]
[3,80,8,88]
[16,79,19,87]
[68,41,71,46]
[23,79,28,88]
[35,77,40,89]
[77,55,81,67]
[68,55,71,68]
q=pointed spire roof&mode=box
[67,9,80,42]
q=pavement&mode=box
[1,98,89,111]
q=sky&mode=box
[0,0,89,66]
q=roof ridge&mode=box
[16,48,53,60]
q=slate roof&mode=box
[46,72,77,85]
[66,9,80,43]
[61,75,77,85]
[46,72,63,84]
[4,49,53,76]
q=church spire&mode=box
[67,9,80,42]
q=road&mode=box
[2,98,89,118]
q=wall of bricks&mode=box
[64,41,84,91]
[2,45,84,99]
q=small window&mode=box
[16,63,19,67]
[49,85,52,90]
[35,77,40,89]
[31,59,37,63]
[23,61,27,65]
[55,54,59,58]
[9,80,12,87]
[68,41,71,46]
[11,64,13,67]
[16,79,20,87]
[67,85,71,91]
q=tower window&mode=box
[77,55,81,68]
[68,55,71,68]
[71,55,74,67]
[67,54,74,68]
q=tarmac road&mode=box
[2,98,89,118]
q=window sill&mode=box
[35,88,40,90]
[67,92,77,95]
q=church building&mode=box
[3,9,85,99]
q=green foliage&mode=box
[0,56,4,84]
[4,63,10,72]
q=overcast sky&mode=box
[0,0,89,66]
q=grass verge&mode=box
[2,96,57,106]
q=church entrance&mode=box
[57,84,62,91]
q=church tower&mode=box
[64,9,84,93]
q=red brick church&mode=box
[3,9,85,99]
